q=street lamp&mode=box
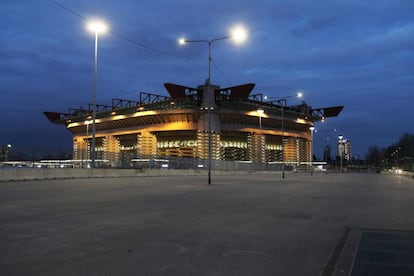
[338,134,344,173]
[5,144,12,162]
[264,92,303,179]
[257,109,264,130]
[85,120,91,168]
[179,25,248,185]
[255,109,265,164]
[178,24,247,84]
[309,126,315,176]
[87,20,108,168]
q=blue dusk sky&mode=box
[1,0,413,159]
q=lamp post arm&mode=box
[211,35,232,44]
[184,39,210,44]
[184,37,231,84]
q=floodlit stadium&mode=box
[44,82,343,169]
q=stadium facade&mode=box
[44,82,343,168]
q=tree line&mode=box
[366,133,414,171]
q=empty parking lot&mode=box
[1,172,414,275]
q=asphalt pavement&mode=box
[1,172,414,275]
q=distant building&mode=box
[338,136,351,161]
[44,82,343,168]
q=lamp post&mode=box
[179,25,247,185]
[257,109,264,130]
[87,20,107,168]
[309,126,315,176]
[256,109,265,164]
[264,92,302,179]
[85,120,90,168]
[5,144,12,162]
[338,134,344,173]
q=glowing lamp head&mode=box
[297,92,303,98]
[87,20,108,34]
[230,25,248,44]
[178,37,187,45]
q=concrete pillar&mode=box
[73,138,88,160]
[103,135,120,166]
[137,132,157,159]
[249,133,266,163]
